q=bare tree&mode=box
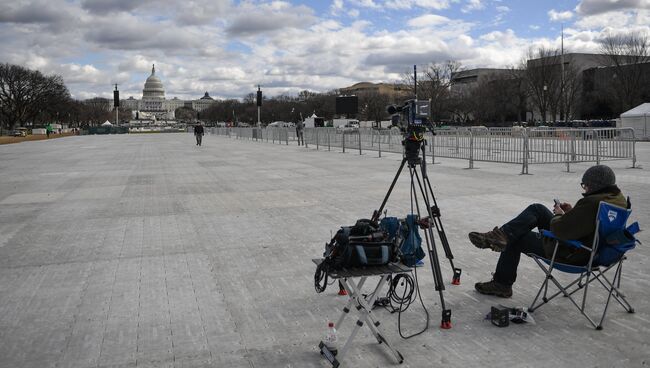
[559,60,582,122]
[524,48,562,124]
[448,87,475,126]
[0,63,70,130]
[507,65,529,124]
[358,91,390,127]
[402,61,461,121]
[599,31,650,113]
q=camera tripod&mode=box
[370,137,461,329]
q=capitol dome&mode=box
[142,64,165,100]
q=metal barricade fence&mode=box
[206,127,636,172]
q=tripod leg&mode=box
[411,168,452,329]
[371,158,407,222]
[420,144,462,285]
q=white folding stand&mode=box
[314,259,411,367]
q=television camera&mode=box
[387,99,434,166]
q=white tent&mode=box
[303,113,325,128]
[620,103,650,139]
[101,120,113,126]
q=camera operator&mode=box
[469,165,627,298]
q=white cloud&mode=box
[462,0,484,13]
[574,11,632,29]
[407,14,451,28]
[548,9,574,22]
[1,0,648,101]
[384,0,450,10]
[349,0,380,8]
[576,0,650,16]
[330,0,344,14]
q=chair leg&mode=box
[593,266,635,314]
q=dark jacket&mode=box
[544,185,626,265]
[194,125,204,135]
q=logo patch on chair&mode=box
[608,210,617,222]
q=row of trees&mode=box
[0,63,70,131]
[197,90,340,125]
[0,63,134,132]
[404,31,649,126]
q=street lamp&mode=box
[543,85,548,124]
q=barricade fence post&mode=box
[469,130,474,169]
[633,136,637,168]
[378,129,382,158]
[521,129,529,174]
[358,130,362,155]
[595,130,601,165]
[431,132,436,164]
[328,128,331,151]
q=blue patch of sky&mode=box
[294,0,576,40]
[67,53,103,66]
[225,41,252,54]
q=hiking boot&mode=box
[468,227,508,252]
[475,280,513,298]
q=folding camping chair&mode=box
[528,201,641,330]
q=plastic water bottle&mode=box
[324,321,338,355]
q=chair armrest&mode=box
[627,222,641,236]
[540,230,588,250]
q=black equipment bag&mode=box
[315,219,400,293]
[325,219,398,268]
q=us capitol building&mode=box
[119,65,216,120]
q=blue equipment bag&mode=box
[401,215,426,267]
[379,215,426,267]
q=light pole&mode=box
[256,85,262,127]
[543,85,547,124]
[113,84,119,126]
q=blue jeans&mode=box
[493,204,553,286]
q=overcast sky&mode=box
[1,0,648,100]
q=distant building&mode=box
[450,68,514,94]
[339,82,409,101]
[192,92,215,112]
[582,61,650,119]
[86,65,218,120]
[447,53,649,124]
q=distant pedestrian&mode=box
[194,123,204,146]
[296,120,304,146]
[46,123,53,138]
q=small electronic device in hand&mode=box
[553,199,561,206]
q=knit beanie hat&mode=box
[581,165,616,192]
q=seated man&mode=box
[469,165,626,298]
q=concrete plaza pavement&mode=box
[0,133,649,368]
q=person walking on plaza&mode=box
[194,123,204,146]
[296,120,304,146]
[469,165,627,298]
[46,123,53,138]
